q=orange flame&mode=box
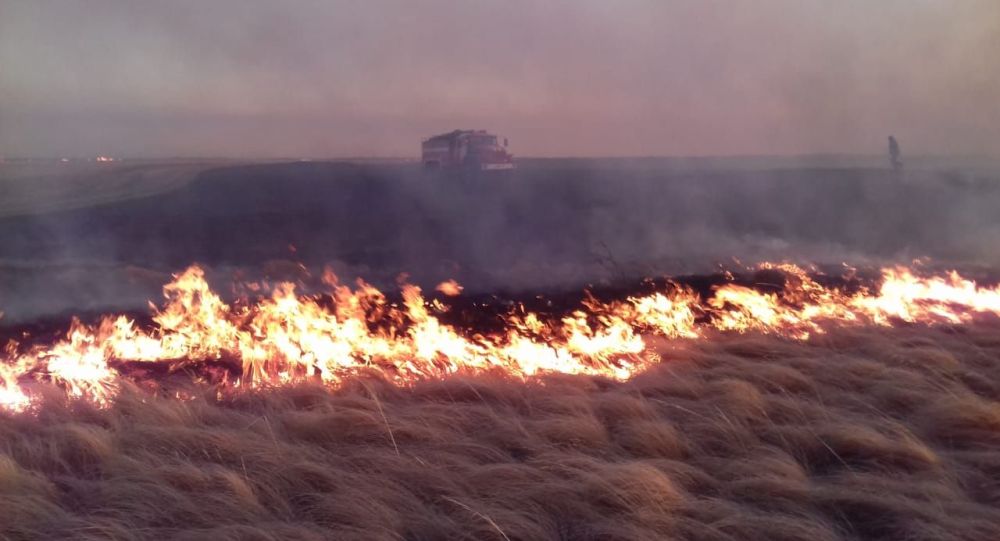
[3,263,1000,412]
[436,279,463,297]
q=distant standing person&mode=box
[888,135,903,172]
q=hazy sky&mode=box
[1,0,998,158]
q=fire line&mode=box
[2,263,999,413]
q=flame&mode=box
[436,279,463,297]
[3,263,1000,412]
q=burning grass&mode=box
[2,324,1000,540]
[3,262,1000,412]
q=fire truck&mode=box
[421,130,515,171]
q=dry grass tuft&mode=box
[2,324,1000,539]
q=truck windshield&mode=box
[472,136,497,146]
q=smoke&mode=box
[2,2,1000,321]
[1,1,999,158]
[3,158,1000,322]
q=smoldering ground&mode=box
[2,157,1000,323]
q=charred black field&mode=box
[3,158,1000,323]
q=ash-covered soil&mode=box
[2,158,1000,323]
[2,325,999,540]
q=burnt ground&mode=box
[1,158,1000,324]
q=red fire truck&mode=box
[421,130,515,170]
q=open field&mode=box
[3,159,1000,540]
[2,158,1000,322]
[5,1,1000,538]
[0,161,222,218]
[2,324,1000,540]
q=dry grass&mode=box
[2,325,1000,540]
